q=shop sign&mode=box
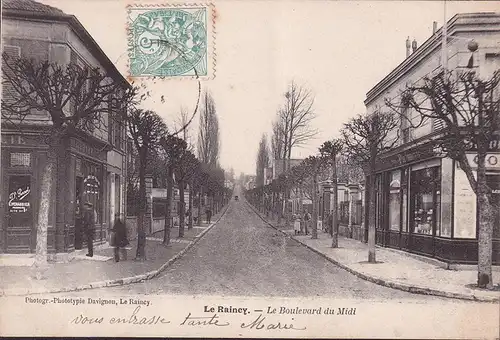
[466,153,500,170]
[84,175,100,195]
[465,137,500,152]
[8,186,31,213]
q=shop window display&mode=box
[401,168,408,232]
[388,170,401,231]
[410,167,441,236]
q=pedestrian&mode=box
[110,213,129,262]
[303,210,311,235]
[293,214,301,235]
[206,208,212,224]
[193,207,198,224]
[83,202,95,257]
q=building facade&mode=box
[364,13,500,264]
[1,0,128,256]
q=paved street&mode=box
[50,193,452,300]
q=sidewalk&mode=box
[0,213,224,296]
[253,208,500,303]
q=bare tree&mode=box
[126,109,168,260]
[271,119,285,161]
[256,134,270,187]
[341,111,399,263]
[279,81,318,162]
[1,53,135,277]
[302,155,327,239]
[197,91,220,168]
[174,150,199,238]
[175,106,194,151]
[159,135,187,245]
[319,139,344,247]
[273,81,317,226]
[388,70,500,288]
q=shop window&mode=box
[487,175,500,239]
[388,170,401,231]
[439,158,453,237]
[375,174,383,230]
[453,167,476,238]
[410,167,441,235]
[401,169,408,232]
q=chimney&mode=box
[406,36,411,57]
[433,21,438,34]
[412,39,418,53]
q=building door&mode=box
[74,176,84,249]
[6,175,34,253]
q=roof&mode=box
[2,0,130,88]
[3,0,65,15]
[364,12,500,106]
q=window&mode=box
[10,152,31,167]
[388,170,401,231]
[410,167,441,235]
[488,175,500,239]
[401,168,408,232]
[401,105,412,144]
[2,45,21,105]
[453,167,476,238]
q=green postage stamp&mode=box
[127,3,214,78]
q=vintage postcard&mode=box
[1,0,499,338]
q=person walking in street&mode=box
[303,210,311,235]
[83,202,95,257]
[110,213,129,262]
[206,208,212,224]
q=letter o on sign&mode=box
[488,155,498,166]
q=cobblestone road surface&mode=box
[63,196,453,300]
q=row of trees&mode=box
[2,49,230,273]
[127,91,229,260]
[248,69,500,289]
[254,81,318,226]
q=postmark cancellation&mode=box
[127,3,215,79]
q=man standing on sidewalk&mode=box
[83,202,95,257]
[206,208,212,224]
[110,213,129,262]
[303,210,311,235]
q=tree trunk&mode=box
[136,152,147,261]
[32,147,57,279]
[331,156,339,248]
[163,165,173,245]
[367,172,376,263]
[179,181,185,238]
[188,181,194,230]
[476,152,494,288]
[312,172,318,239]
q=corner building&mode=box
[1,0,128,257]
[364,13,500,265]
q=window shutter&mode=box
[433,118,445,131]
[2,45,21,105]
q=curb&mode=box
[245,200,499,304]
[0,204,230,297]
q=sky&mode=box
[42,0,500,175]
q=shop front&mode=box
[375,143,500,265]
[1,131,111,255]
